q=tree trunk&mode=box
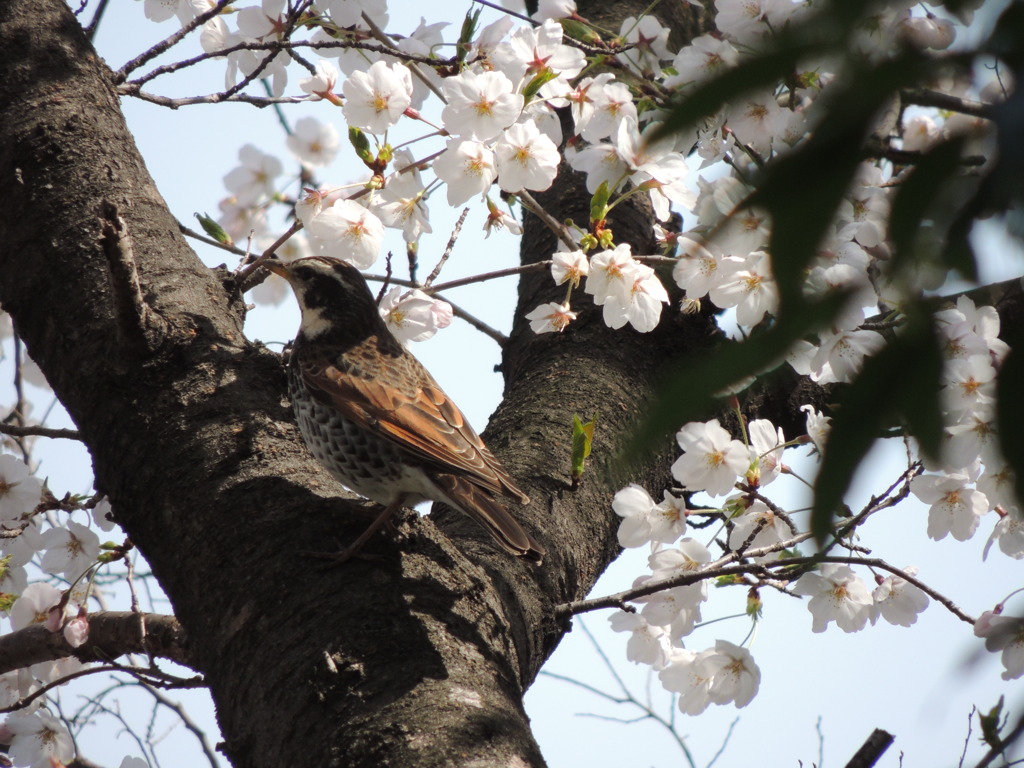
[0,1,717,766]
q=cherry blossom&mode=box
[433,139,498,206]
[495,121,560,193]
[649,538,713,580]
[612,485,687,547]
[299,59,341,103]
[9,583,62,632]
[441,70,523,143]
[342,60,412,134]
[576,79,637,143]
[322,0,388,30]
[910,472,988,542]
[707,251,778,326]
[608,610,672,668]
[671,419,749,497]
[702,640,761,707]
[532,0,576,21]
[551,250,589,288]
[5,709,75,768]
[637,580,706,641]
[672,238,720,300]
[374,152,431,243]
[40,519,100,580]
[809,327,886,383]
[747,418,785,487]
[791,563,873,633]
[984,506,1024,560]
[525,302,577,334]
[616,16,672,78]
[223,144,283,207]
[305,199,384,269]
[974,611,1024,680]
[603,264,669,333]
[568,141,628,195]
[585,244,638,307]
[285,117,340,168]
[941,355,996,420]
[728,499,790,560]
[871,568,930,627]
[659,648,714,715]
[379,288,452,344]
[0,455,42,525]
[490,19,586,86]
[665,35,739,89]
[800,404,831,455]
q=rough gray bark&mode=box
[0,1,711,766]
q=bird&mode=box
[265,255,545,563]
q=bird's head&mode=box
[265,256,383,342]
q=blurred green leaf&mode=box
[650,0,886,144]
[751,52,931,306]
[624,293,849,465]
[979,696,1006,749]
[890,138,965,261]
[996,329,1024,506]
[889,136,978,281]
[811,309,943,543]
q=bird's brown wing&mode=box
[298,347,530,504]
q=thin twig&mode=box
[0,423,82,440]
[139,684,221,768]
[427,261,551,293]
[116,0,235,81]
[557,552,975,624]
[424,208,469,288]
[517,190,578,252]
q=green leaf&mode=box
[560,18,601,45]
[194,212,232,245]
[590,181,612,224]
[348,126,374,165]
[811,310,943,543]
[978,696,1005,749]
[522,69,559,104]
[456,8,481,64]
[571,414,595,487]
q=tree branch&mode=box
[0,612,190,676]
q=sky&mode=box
[2,2,1022,766]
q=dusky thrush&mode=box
[267,256,545,562]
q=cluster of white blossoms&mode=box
[606,297,1023,714]
[0,453,135,768]
[609,387,1022,715]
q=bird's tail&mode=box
[432,474,545,563]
